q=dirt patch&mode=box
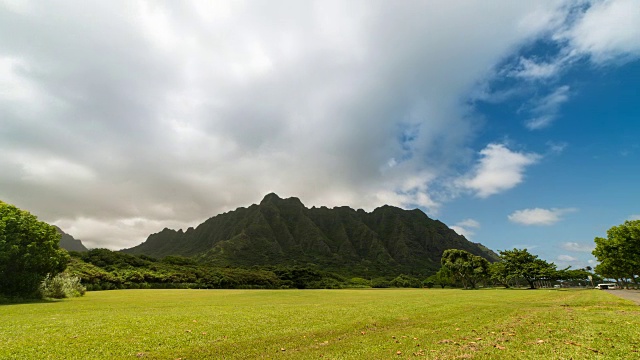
[604,289,640,305]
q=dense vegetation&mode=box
[123,193,498,276]
[65,248,427,290]
[0,200,69,297]
[63,247,595,291]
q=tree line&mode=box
[430,248,596,289]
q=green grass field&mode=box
[1,289,638,359]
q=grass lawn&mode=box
[1,288,638,359]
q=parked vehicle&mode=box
[595,283,617,290]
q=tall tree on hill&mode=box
[0,201,69,297]
[593,220,640,287]
[497,248,556,289]
[441,249,490,289]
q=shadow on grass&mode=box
[0,296,61,306]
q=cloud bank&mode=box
[1,1,639,249]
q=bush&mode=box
[371,277,391,288]
[39,273,86,299]
[348,277,371,288]
[390,274,422,288]
[0,201,69,297]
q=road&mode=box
[604,289,640,305]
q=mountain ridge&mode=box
[55,226,89,252]
[122,193,498,275]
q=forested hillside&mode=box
[123,194,498,276]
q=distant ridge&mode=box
[122,193,498,275]
[55,226,89,252]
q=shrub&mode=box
[390,274,422,288]
[423,280,435,288]
[371,277,391,288]
[39,273,86,299]
[348,277,371,288]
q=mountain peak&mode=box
[260,193,305,208]
[260,192,282,204]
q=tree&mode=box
[593,220,640,286]
[489,260,514,288]
[427,267,454,288]
[441,249,490,289]
[390,274,421,288]
[555,268,593,287]
[0,201,69,297]
[497,248,556,289]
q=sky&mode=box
[1,0,639,269]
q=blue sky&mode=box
[442,40,640,268]
[1,1,639,269]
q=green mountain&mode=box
[55,226,89,252]
[122,193,498,275]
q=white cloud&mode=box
[561,242,595,253]
[461,143,541,198]
[512,57,562,80]
[563,0,640,64]
[628,214,640,221]
[525,85,570,130]
[491,1,640,90]
[526,116,555,130]
[531,85,571,114]
[557,254,578,262]
[508,207,576,226]
[488,0,640,134]
[457,219,481,229]
[510,1,640,80]
[450,218,480,239]
[546,141,568,155]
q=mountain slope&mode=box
[55,226,89,252]
[122,193,498,275]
